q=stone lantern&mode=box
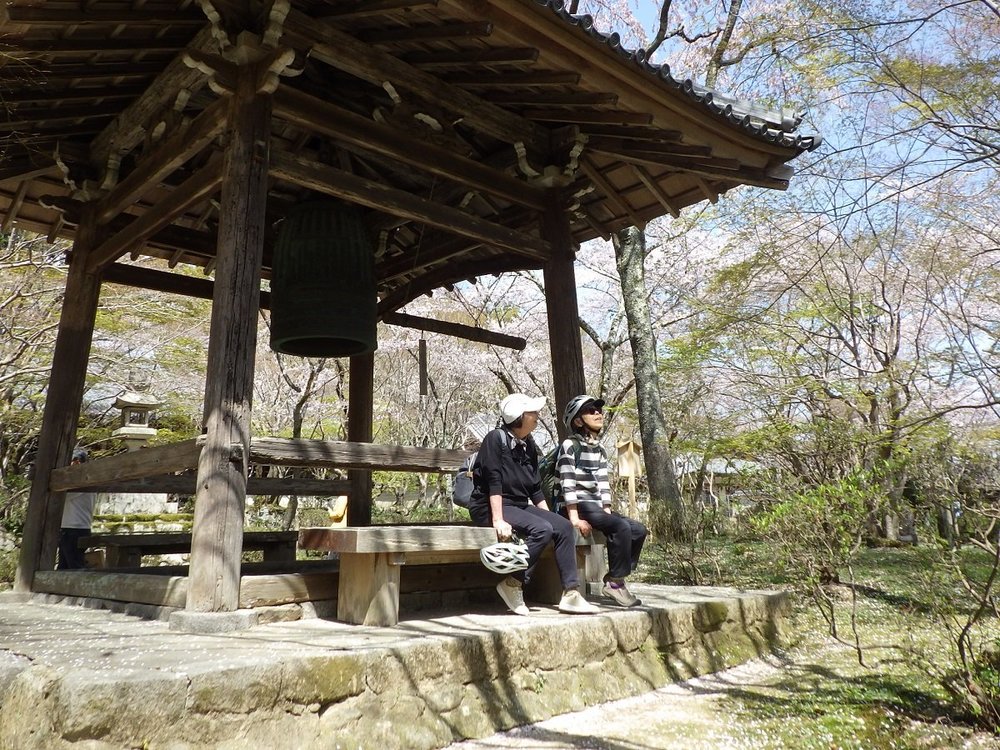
[112,391,161,451]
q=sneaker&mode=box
[496,578,530,616]
[602,581,641,607]
[558,589,600,614]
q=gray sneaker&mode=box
[496,578,530,615]
[602,581,641,607]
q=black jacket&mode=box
[470,427,544,508]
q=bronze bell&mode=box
[269,200,378,357]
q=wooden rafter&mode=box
[271,85,546,210]
[1,7,206,25]
[316,0,440,19]
[86,161,223,272]
[443,71,580,87]
[95,96,230,225]
[2,85,148,105]
[402,47,538,67]
[378,257,538,315]
[283,10,548,151]
[269,151,551,261]
[102,263,526,349]
[88,26,216,177]
[579,157,645,228]
[0,105,119,131]
[631,165,679,219]
[0,61,168,80]
[359,21,493,44]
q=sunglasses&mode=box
[580,405,603,415]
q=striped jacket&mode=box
[556,434,611,510]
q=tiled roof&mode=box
[541,0,821,153]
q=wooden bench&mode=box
[80,530,298,568]
[298,525,607,626]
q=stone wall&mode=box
[0,589,788,749]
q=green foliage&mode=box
[0,549,16,586]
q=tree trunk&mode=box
[612,226,687,540]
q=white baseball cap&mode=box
[499,393,546,425]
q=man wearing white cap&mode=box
[467,393,599,615]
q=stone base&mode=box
[0,585,789,749]
[169,609,259,633]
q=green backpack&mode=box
[538,436,582,508]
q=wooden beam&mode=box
[485,92,619,107]
[188,70,272,613]
[587,136,713,158]
[86,161,223,272]
[530,110,653,125]
[580,124,684,142]
[2,7,206,24]
[249,438,469,473]
[269,151,551,261]
[32,571,189,608]
[541,195,585,440]
[1,85,147,105]
[89,26,216,179]
[377,257,538,315]
[101,263,525,349]
[14,211,103,591]
[360,21,493,44]
[383,311,526,350]
[0,104,119,131]
[1,181,30,233]
[0,159,58,184]
[271,86,546,210]
[9,37,193,55]
[283,10,548,150]
[401,47,538,67]
[443,71,580,87]
[348,354,375,527]
[632,165,680,219]
[695,176,720,203]
[49,440,204,491]
[70,475,353,496]
[316,0,439,18]
[0,61,167,81]
[95,97,230,225]
[611,149,784,190]
[580,157,645,228]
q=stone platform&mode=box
[0,584,788,749]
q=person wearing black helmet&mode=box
[58,447,96,570]
[558,395,648,607]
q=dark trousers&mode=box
[471,501,580,590]
[58,528,89,570]
[576,507,647,580]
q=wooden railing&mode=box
[49,437,468,493]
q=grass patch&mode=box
[635,540,1000,748]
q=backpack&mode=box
[538,437,582,508]
[452,451,478,508]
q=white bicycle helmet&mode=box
[480,539,530,574]
[563,394,605,429]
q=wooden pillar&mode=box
[187,70,271,612]
[14,211,103,590]
[541,194,586,439]
[348,351,374,526]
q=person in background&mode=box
[58,447,96,570]
[558,395,647,607]
[469,393,599,616]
